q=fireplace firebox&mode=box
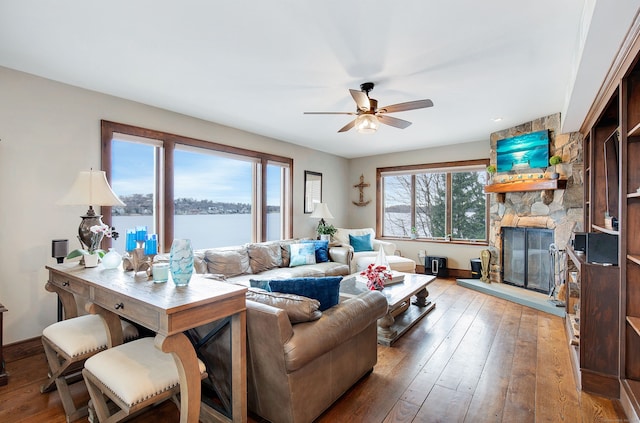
[501,227,554,293]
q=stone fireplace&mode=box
[487,113,584,284]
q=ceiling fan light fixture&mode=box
[355,114,379,134]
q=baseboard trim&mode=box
[4,336,43,362]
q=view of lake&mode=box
[111,214,281,252]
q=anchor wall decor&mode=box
[353,174,371,207]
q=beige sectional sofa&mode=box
[191,238,351,283]
[185,239,388,423]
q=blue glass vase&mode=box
[169,239,194,286]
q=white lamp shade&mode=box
[310,203,334,219]
[355,114,379,134]
[58,170,125,207]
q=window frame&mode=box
[101,120,293,252]
[376,159,490,245]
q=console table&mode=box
[45,263,247,423]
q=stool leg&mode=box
[40,340,63,393]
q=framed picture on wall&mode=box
[304,171,322,214]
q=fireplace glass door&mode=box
[501,227,554,293]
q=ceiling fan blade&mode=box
[303,111,356,115]
[377,114,412,129]
[378,99,433,114]
[349,89,370,112]
[338,119,356,132]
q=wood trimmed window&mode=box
[377,159,489,244]
[101,120,293,252]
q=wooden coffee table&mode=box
[340,273,436,346]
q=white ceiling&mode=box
[0,1,637,158]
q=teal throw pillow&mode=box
[349,233,373,252]
[301,239,330,263]
[267,276,343,311]
[288,243,317,267]
[249,279,272,291]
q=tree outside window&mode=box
[379,161,488,242]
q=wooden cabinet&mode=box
[565,247,620,397]
[621,58,640,417]
[0,302,6,386]
[580,22,640,418]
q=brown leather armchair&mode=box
[245,290,388,423]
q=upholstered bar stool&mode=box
[41,314,139,422]
[82,337,207,423]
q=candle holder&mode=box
[122,247,155,277]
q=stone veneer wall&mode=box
[487,113,584,283]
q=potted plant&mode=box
[317,223,337,241]
[67,224,119,267]
[410,227,418,239]
[486,165,497,183]
[549,155,562,179]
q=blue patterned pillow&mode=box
[288,243,317,267]
[349,233,373,252]
[268,277,343,311]
[301,240,330,263]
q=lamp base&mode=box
[78,207,103,250]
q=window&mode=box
[378,160,489,242]
[101,121,292,253]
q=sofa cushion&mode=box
[204,247,251,277]
[349,233,373,252]
[266,276,343,311]
[301,239,329,263]
[247,242,282,273]
[279,239,299,267]
[289,243,316,267]
[246,288,322,324]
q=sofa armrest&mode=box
[328,245,353,266]
[282,291,387,372]
[372,239,396,255]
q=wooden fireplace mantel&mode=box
[484,179,567,203]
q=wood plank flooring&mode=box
[0,278,629,422]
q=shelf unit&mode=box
[578,20,640,418]
[622,63,640,417]
[565,247,620,397]
[484,179,567,203]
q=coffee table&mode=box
[340,272,436,346]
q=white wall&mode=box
[348,140,491,272]
[0,66,348,344]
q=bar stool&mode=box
[82,337,207,423]
[41,314,139,422]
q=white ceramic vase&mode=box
[101,248,122,269]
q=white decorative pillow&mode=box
[288,243,316,267]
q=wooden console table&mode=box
[45,263,247,423]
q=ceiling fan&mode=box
[304,82,433,133]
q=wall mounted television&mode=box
[496,130,550,172]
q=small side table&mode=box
[0,302,7,386]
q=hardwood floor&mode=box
[0,278,629,422]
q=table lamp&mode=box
[58,169,125,249]
[310,203,334,227]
